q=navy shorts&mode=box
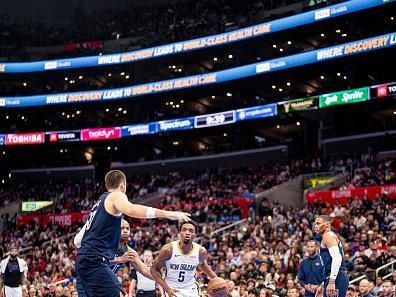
[76,255,124,297]
[324,271,349,297]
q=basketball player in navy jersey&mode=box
[76,170,190,297]
[150,221,217,297]
[314,215,349,297]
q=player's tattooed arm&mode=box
[198,247,217,279]
[150,244,179,297]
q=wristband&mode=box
[146,207,156,219]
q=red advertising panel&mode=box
[6,132,45,145]
[17,211,89,227]
[306,184,396,206]
[81,127,121,141]
[374,82,396,98]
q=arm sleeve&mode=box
[328,246,342,279]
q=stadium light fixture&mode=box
[2,151,5,155]
[296,121,301,126]
[1,180,4,184]
[336,29,341,33]
[279,88,283,92]
[320,75,325,80]
[123,110,127,114]
[176,104,180,108]
[125,75,130,79]
[343,76,347,80]
[173,141,179,146]
[213,57,218,61]
[67,115,70,118]
[5,115,9,119]
[226,92,232,97]
[337,73,341,76]
[79,76,84,79]
[71,114,75,118]
[21,116,25,120]
[107,146,111,150]
[181,100,184,103]
[114,147,118,151]
[287,82,291,86]
[287,41,292,45]
[228,54,233,59]
[273,44,277,48]
[118,107,123,111]
[76,111,81,115]
[279,48,284,52]
[223,133,228,137]
[170,101,174,105]
[391,17,394,21]
[23,82,27,87]
[65,77,68,81]
[211,95,216,99]
[393,111,396,115]
[60,149,64,153]
[120,72,125,76]
[272,85,276,89]
[105,108,110,112]
[320,33,325,37]
[108,73,112,77]
[276,125,280,129]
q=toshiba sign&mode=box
[6,132,45,145]
[80,127,121,141]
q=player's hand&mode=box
[166,211,191,222]
[305,285,315,293]
[165,286,179,297]
[315,284,323,297]
[120,250,138,263]
[326,282,338,297]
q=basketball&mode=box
[207,277,229,297]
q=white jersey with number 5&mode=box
[165,240,200,289]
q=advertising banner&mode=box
[372,81,396,98]
[278,97,318,113]
[80,127,122,141]
[6,132,45,146]
[306,184,396,206]
[157,117,194,132]
[0,0,391,73]
[48,131,81,143]
[22,201,53,212]
[16,211,90,227]
[236,104,277,121]
[121,123,157,136]
[1,32,395,108]
[303,175,333,189]
[319,87,370,108]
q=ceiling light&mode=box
[213,57,218,61]
[276,125,280,129]
[108,73,112,77]
[343,76,347,80]
[336,29,341,33]
[181,100,184,103]
[118,107,123,111]
[226,92,232,97]
[105,108,110,112]
[79,75,83,79]
[287,82,291,86]
[125,75,130,79]
[273,44,277,48]
[65,77,68,81]
[123,110,127,114]
[176,104,180,108]
[120,72,125,76]
[166,102,169,106]
[67,115,70,118]
[5,115,9,119]
[211,96,216,99]
[287,41,292,45]
[272,85,276,89]
[172,65,176,69]
[279,88,283,92]
[228,54,233,59]
[321,33,325,37]
[107,146,111,150]
[279,48,284,52]
[337,72,341,76]
[76,110,81,114]
[223,133,227,137]
[170,101,174,105]
[320,75,325,80]
[21,116,25,120]
[23,82,27,87]
[296,121,301,126]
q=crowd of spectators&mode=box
[0,154,394,296]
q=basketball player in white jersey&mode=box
[150,221,217,297]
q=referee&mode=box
[0,245,28,297]
[129,250,158,297]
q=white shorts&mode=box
[166,284,200,297]
[4,286,22,297]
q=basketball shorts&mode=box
[165,284,200,297]
[76,255,124,297]
[4,286,22,297]
[324,271,349,297]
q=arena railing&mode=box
[0,0,391,74]
[376,259,396,280]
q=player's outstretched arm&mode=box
[150,244,178,297]
[198,247,217,279]
[107,191,190,221]
[323,232,341,297]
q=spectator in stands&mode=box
[372,276,384,296]
[347,285,359,297]
[379,280,394,297]
[359,279,374,297]
[0,245,28,297]
[298,241,324,297]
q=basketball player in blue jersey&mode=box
[76,170,190,297]
[314,215,349,297]
[150,221,217,297]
